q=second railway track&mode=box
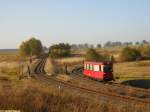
[71,66,150,96]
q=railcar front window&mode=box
[103,66,113,72]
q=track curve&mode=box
[32,57,150,106]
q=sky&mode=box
[0,0,150,48]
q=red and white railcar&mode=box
[83,61,114,81]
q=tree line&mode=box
[71,40,150,49]
[19,37,150,62]
[19,38,71,58]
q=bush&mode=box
[49,43,71,58]
[19,37,43,56]
[119,47,141,61]
[138,45,150,57]
[85,48,104,61]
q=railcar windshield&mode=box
[103,65,113,72]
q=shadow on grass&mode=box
[122,79,150,89]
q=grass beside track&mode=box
[114,60,150,82]
[0,51,150,112]
[35,58,150,112]
[0,50,24,62]
[54,57,150,82]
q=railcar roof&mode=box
[84,61,113,65]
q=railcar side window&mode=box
[101,65,104,72]
[90,64,93,70]
[93,65,99,71]
[87,64,89,70]
[84,64,86,69]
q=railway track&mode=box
[33,57,150,106]
[71,67,150,98]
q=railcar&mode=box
[83,61,114,81]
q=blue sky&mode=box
[0,0,150,48]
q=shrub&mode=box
[85,48,104,61]
[138,45,150,57]
[119,47,141,61]
[49,43,71,58]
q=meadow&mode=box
[0,49,150,111]
[54,47,150,89]
[0,50,33,81]
[0,68,148,112]
[114,61,150,79]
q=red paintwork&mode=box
[83,61,113,81]
[84,70,104,79]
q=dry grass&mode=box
[0,77,149,112]
[0,61,20,82]
[114,60,150,82]
[0,60,149,112]
[56,74,72,81]
[0,51,26,79]
[73,47,123,57]
[135,61,150,66]
[0,61,29,76]
[96,47,123,56]
[44,58,55,75]
[0,51,38,81]
[57,57,84,66]
[44,58,63,75]
[0,54,24,62]
[44,57,84,75]
[0,51,149,111]
[0,78,113,112]
[0,61,19,69]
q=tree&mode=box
[85,48,104,61]
[49,43,71,58]
[90,44,94,48]
[119,47,141,61]
[142,40,149,45]
[104,41,122,47]
[28,38,43,56]
[19,42,30,56]
[97,44,101,48]
[19,37,43,56]
[104,41,112,48]
[84,43,89,49]
[71,44,78,49]
[135,41,140,45]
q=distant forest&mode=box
[0,40,149,52]
[71,40,150,49]
[0,49,18,52]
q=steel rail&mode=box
[33,58,150,106]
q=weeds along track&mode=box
[71,67,150,96]
[33,58,150,106]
